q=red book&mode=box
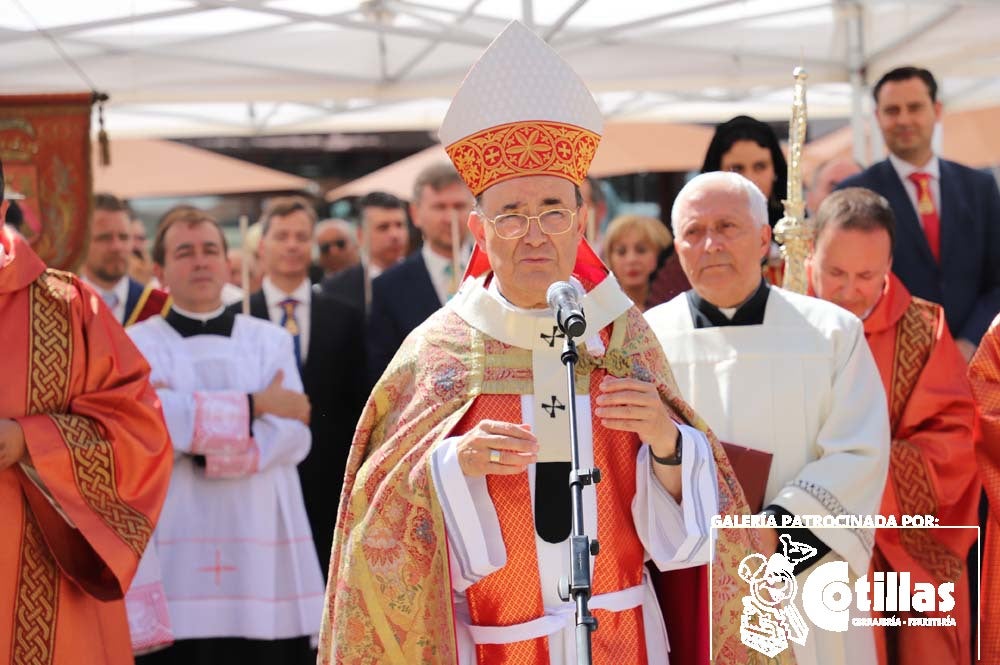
[719,441,772,513]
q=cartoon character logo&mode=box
[738,534,818,657]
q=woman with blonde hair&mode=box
[604,214,673,312]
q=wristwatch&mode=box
[651,427,683,466]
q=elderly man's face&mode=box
[316,224,358,274]
[470,175,585,309]
[674,184,770,308]
[806,159,861,216]
[809,224,891,318]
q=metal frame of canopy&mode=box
[3,0,1000,141]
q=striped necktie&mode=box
[279,298,301,366]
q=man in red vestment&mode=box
[969,315,1000,663]
[318,21,782,665]
[0,158,173,665]
[809,187,980,665]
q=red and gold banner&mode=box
[0,93,92,271]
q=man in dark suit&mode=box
[80,193,169,326]
[839,66,1000,358]
[366,163,474,384]
[241,196,366,578]
[320,191,408,312]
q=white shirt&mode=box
[422,243,471,306]
[888,152,942,228]
[262,276,311,364]
[83,274,129,323]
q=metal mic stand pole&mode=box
[557,334,600,665]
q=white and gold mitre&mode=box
[439,21,603,196]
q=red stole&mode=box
[453,356,648,665]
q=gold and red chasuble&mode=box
[969,316,1000,665]
[452,333,647,665]
[863,273,979,665]
[0,229,172,665]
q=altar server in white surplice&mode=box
[645,172,891,665]
[129,207,323,665]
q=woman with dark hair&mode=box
[701,115,788,283]
[701,115,787,228]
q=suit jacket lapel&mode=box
[413,252,443,310]
[249,290,269,320]
[304,295,323,373]
[937,160,968,269]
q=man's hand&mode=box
[597,377,683,499]
[456,420,538,477]
[595,377,678,456]
[253,370,311,425]
[956,338,977,364]
[0,419,28,471]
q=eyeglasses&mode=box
[478,208,578,240]
[319,238,347,254]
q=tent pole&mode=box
[844,0,869,166]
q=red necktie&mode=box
[907,171,940,262]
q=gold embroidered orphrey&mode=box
[889,298,964,583]
[12,271,154,665]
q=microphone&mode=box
[546,281,587,338]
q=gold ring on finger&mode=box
[489,449,502,464]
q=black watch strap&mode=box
[651,427,683,466]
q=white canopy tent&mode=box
[2,0,1000,166]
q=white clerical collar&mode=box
[450,271,630,463]
[888,151,940,181]
[262,275,311,305]
[171,303,226,322]
[449,271,631,351]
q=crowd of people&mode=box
[1,18,999,665]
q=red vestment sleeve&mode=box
[14,277,172,600]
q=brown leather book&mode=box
[719,441,772,513]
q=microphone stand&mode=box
[556,333,600,665]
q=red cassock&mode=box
[863,274,980,665]
[0,229,172,665]
[969,315,1000,664]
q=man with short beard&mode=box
[81,193,169,325]
[365,163,474,383]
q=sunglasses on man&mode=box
[319,238,347,254]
